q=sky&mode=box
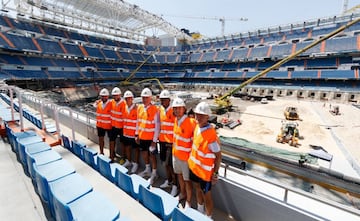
[126,0,359,38]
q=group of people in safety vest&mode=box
[95,87,222,218]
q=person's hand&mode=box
[212,172,219,185]
[149,142,157,154]
[135,136,140,144]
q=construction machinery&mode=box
[276,121,300,147]
[284,107,299,120]
[119,48,164,94]
[213,17,360,114]
[329,105,340,115]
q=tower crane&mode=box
[342,0,360,14]
[163,14,248,36]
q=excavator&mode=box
[276,120,300,147]
[284,106,300,121]
[212,17,360,114]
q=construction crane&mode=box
[213,17,360,113]
[342,0,360,14]
[163,14,248,36]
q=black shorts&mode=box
[190,169,212,193]
[159,142,172,166]
[97,127,110,137]
[139,139,157,154]
[109,127,123,141]
[123,136,139,148]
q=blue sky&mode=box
[126,0,359,37]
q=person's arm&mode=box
[212,151,222,184]
[152,110,160,143]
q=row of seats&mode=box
[1,30,359,64]
[2,14,358,54]
[0,93,56,133]
[61,134,211,221]
[4,120,122,221]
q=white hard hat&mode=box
[159,90,171,99]
[172,97,185,107]
[194,101,212,115]
[99,88,109,96]
[124,90,134,98]
[111,87,121,95]
[141,88,152,97]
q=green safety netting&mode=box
[219,136,318,165]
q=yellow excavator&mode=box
[276,120,300,147]
[213,17,360,114]
[284,106,300,121]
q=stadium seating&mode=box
[115,168,150,200]
[97,154,128,183]
[138,185,178,221]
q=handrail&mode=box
[220,162,360,217]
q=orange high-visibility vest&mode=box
[172,116,196,161]
[159,106,175,143]
[111,99,126,129]
[188,124,219,182]
[96,100,112,130]
[137,104,158,140]
[123,103,138,138]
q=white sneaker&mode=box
[122,159,131,167]
[130,163,138,173]
[170,185,178,197]
[139,168,151,178]
[160,180,170,189]
[148,172,158,185]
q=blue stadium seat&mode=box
[172,207,212,221]
[52,190,120,221]
[17,135,43,170]
[138,185,178,221]
[24,142,51,174]
[9,130,37,152]
[49,173,93,216]
[27,149,62,180]
[61,135,73,152]
[71,140,86,160]
[83,147,98,170]
[115,168,149,200]
[33,159,76,205]
[97,154,128,183]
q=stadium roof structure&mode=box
[5,0,191,42]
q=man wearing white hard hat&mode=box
[95,88,112,155]
[109,87,126,163]
[122,90,140,173]
[172,97,197,208]
[135,88,160,184]
[158,90,177,195]
[188,101,222,217]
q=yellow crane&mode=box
[214,17,360,113]
[120,48,164,90]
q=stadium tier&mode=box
[0,13,359,89]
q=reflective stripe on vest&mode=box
[96,100,112,130]
[123,103,137,138]
[172,115,196,161]
[111,99,125,128]
[188,125,219,182]
[137,104,157,140]
[159,106,175,143]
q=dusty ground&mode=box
[214,96,360,176]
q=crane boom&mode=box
[122,48,159,84]
[217,17,360,102]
